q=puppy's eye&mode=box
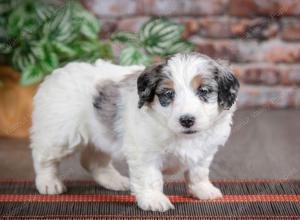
[157,89,175,107]
[196,87,210,97]
[163,89,175,99]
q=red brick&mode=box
[233,64,280,85]
[172,17,199,38]
[229,18,278,39]
[116,17,149,32]
[229,0,300,17]
[82,0,138,17]
[237,85,297,108]
[281,19,300,41]
[197,17,231,38]
[193,38,237,61]
[294,90,300,107]
[262,40,300,63]
[193,38,300,63]
[171,17,279,39]
[281,66,300,85]
[192,38,259,62]
[139,0,228,16]
[233,64,300,86]
[194,17,278,39]
[229,0,257,17]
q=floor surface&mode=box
[0,109,299,180]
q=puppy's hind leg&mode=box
[32,149,66,195]
[80,146,129,191]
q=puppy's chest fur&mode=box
[163,119,230,169]
[168,137,216,165]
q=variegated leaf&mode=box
[139,18,186,56]
[20,64,44,86]
[111,32,139,46]
[120,47,151,66]
[165,40,194,55]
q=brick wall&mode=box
[82,0,300,108]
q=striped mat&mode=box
[0,180,299,219]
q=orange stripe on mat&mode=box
[0,179,300,184]
[0,194,300,203]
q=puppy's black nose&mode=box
[179,115,195,128]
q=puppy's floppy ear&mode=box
[215,62,240,110]
[137,63,164,108]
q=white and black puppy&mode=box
[30,53,239,212]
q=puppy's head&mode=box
[137,53,239,135]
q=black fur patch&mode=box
[137,63,166,108]
[93,91,106,110]
[215,66,240,110]
[93,80,120,134]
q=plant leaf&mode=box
[0,41,12,54]
[7,7,24,37]
[3,0,110,86]
[41,52,59,73]
[12,48,36,72]
[78,41,94,54]
[120,47,151,66]
[0,1,12,15]
[31,43,46,60]
[52,41,77,58]
[80,22,99,40]
[139,17,185,56]
[20,64,44,86]
[45,1,73,43]
[0,0,19,15]
[98,42,113,60]
[111,32,139,46]
[165,40,194,55]
[73,2,100,40]
[33,1,56,22]
[20,50,59,86]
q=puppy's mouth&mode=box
[182,130,198,134]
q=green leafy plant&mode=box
[0,0,112,86]
[112,17,194,65]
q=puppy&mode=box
[30,53,239,212]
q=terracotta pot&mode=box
[0,66,38,138]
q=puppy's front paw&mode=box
[136,191,175,212]
[189,181,223,200]
[35,175,66,195]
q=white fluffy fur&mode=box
[31,55,236,212]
